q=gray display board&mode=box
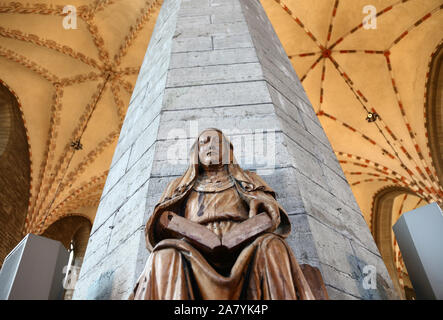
[0,233,69,300]
[393,202,443,299]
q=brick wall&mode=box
[42,215,91,250]
[0,84,30,268]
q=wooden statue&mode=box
[130,128,328,300]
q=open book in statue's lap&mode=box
[130,129,328,300]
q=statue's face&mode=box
[198,130,224,168]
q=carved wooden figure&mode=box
[130,128,328,300]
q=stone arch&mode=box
[41,215,92,250]
[426,43,443,189]
[371,186,417,299]
[0,81,31,268]
[41,214,92,299]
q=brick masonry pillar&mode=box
[73,0,399,300]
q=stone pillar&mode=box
[73,0,398,300]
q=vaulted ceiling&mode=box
[262,0,442,293]
[262,0,443,225]
[0,0,162,234]
[0,0,441,267]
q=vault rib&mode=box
[28,80,109,232]
[27,84,63,230]
[337,153,431,200]
[384,53,442,194]
[328,0,413,51]
[0,46,59,82]
[63,130,118,190]
[388,4,443,50]
[114,0,161,66]
[38,172,107,232]
[0,27,102,69]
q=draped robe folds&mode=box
[130,131,320,300]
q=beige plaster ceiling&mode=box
[0,0,162,233]
[0,0,441,251]
[261,1,442,293]
[261,0,443,226]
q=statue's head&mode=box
[195,128,233,170]
[172,128,271,195]
[197,129,223,167]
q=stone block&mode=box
[157,104,278,139]
[306,216,357,277]
[80,213,115,277]
[76,230,145,300]
[163,81,272,110]
[176,14,211,27]
[210,0,240,8]
[286,214,320,267]
[325,286,361,300]
[211,11,244,23]
[349,241,399,299]
[284,138,329,189]
[93,149,154,230]
[127,116,160,170]
[175,21,249,38]
[256,166,305,214]
[299,111,332,149]
[267,83,305,128]
[102,148,130,199]
[213,33,254,50]
[166,62,264,87]
[169,47,258,69]
[181,0,209,9]
[321,164,360,212]
[107,181,150,254]
[171,36,213,53]
[320,262,363,299]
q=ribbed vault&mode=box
[260,0,442,296]
[0,0,163,236]
[0,0,442,297]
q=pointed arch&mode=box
[0,81,31,267]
